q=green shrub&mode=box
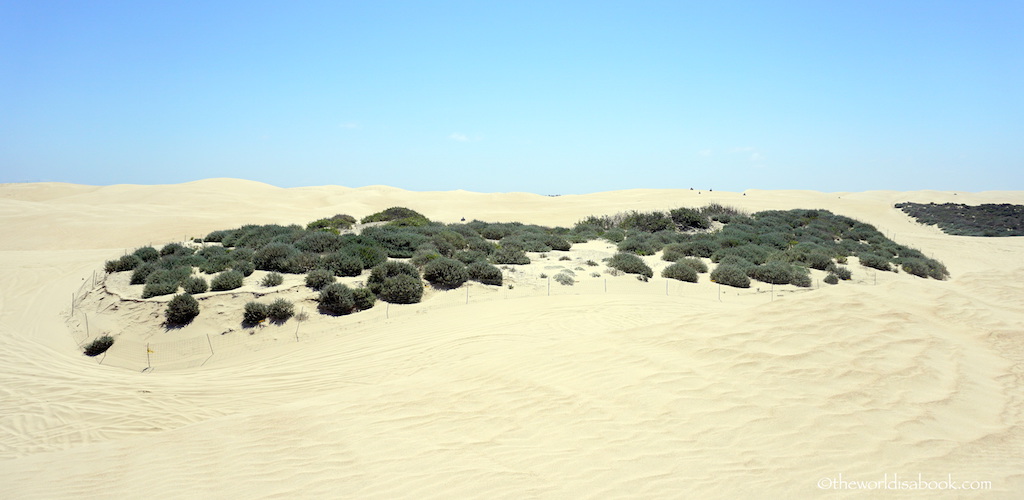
[105,254,142,273]
[284,251,321,274]
[670,207,711,230]
[305,269,335,290]
[662,262,698,282]
[160,243,193,257]
[316,283,353,315]
[165,293,200,326]
[243,301,269,326]
[423,257,469,289]
[679,238,718,258]
[261,272,284,287]
[141,267,189,298]
[553,271,575,286]
[352,288,376,310]
[858,253,891,271]
[183,276,208,294]
[826,263,852,280]
[322,252,363,277]
[295,230,346,253]
[133,246,160,263]
[361,226,430,258]
[749,262,795,285]
[210,270,244,291]
[130,263,156,285]
[252,243,299,272]
[377,274,424,304]
[491,246,530,265]
[618,233,660,255]
[711,264,751,288]
[454,249,489,265]
[620,211,674,232]
[789,266,812,287]
[83,335,114,357]
[361,206,428,224]
[824,274,839,285]
[267,298,295,322]
[467,262,503,285]
[307,214,356,232]
[232,260,255,277]
[607,252,653,278]
[411,247,441,267]
[900,258,949,280]
[603,228,625,243]
[368,261,421,295]
[142,280,178,298]
[355,245,388,269]
[678,257,708,273]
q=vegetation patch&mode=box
[896,202,1024,236]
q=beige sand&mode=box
[1,179,1022,498]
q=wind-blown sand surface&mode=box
[1,179,1022,498]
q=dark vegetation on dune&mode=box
[896,202,1024,237]
[97,203,950,349]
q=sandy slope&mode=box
[1,179,1022,498]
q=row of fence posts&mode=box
[72,266,883,371]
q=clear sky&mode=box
[2,1,1022,194]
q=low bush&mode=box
[321,252,363,277]
[670,207,711,230]
[267,298,295,322]
[210,270,244,291]
[491,246,530,265]
[318,283,355,315]
[353,288,376,310]
[305,269,335,290]
[160,243,193,257]
[307,214,356,232]
[662,262,698,282]
[378,274,423,304]
[252,242,299,272]
[678,257,708,273]
[243,301,269,326]
[607,252,654,278]
[603,228,625,243]
[284,251,321,274]
[130,263,156,285]
[361,206,429,224]
[749,261,795,285]
[618,233,660,256]
[368,261,420,295]
[83,335,114,357]
[553,271,575,286]
[711,264,751,288]
[183,276,208,294]
[165,293,200,326]
[824,274,839,285]
[261,272,284,287]
[858,253,891,271]
[142,280,178,298]
[133,246,160,263]
[105,254,142,273]
[467,262,503,285]
[232,260,255,277]
[423,257,469,289]
[826,263,852,280]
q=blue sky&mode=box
[2,1,1021,194]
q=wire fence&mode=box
[68,267,885,373]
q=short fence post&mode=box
[465,286,469,305]
[146,343,152,371]
[547,277,551,296]
[207,333,214,356]
[718,283,722,302]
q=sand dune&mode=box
[1,179,1022,498]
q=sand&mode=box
[1,179,1022,498]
